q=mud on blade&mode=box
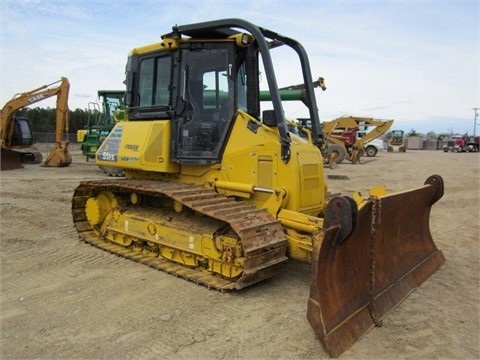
[307,175,445,357]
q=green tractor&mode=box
[79,90,125,161]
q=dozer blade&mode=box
[43,141,72,167]
[307,175,445,358]
[1,149,24,170]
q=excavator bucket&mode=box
[43,141,72,167]
[307,175,445,358]
[1,149,23,170]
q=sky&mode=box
[1,0,479,135]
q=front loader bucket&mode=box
[1,149,23,170]
[43,141,72,167]
[307,175,445,357]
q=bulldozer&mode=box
[71,19,445,357]
[0,77,72,170]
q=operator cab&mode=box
[126,40,246,165]
[124,19,323,166]
[10,117,34,147]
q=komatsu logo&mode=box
[124,144,139,151]
[28,94,45,103]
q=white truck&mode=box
[363,138,385,157]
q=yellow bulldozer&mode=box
[71,19,444,357]
[0,77,72,170]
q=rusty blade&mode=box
[307,175,445,358]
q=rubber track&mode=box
[72,179,288,291]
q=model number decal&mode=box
[98,152,117,161]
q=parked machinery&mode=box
[71,19,444,357]
[387,129,407,152]
[0,77,72,170]
[78,90,125,176]
[442,133,479,152]
[78,90,125,161]
[322,116,393,164]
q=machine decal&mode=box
[124,144,139,151]
[120,156,140,162]
[97,125,123,162]
[28,94,46,103]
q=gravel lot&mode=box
[1,144,479,359]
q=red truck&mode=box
[442,134,480,152]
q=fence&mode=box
[33,132,77,143]
[32,133,82,157]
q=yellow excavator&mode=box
[0,77,72,170]
[71,19,444,357]
[288,115,392,167]
[322,116,393,165]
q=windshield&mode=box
[137,55,172,108]
[103,94,124,123]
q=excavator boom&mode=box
[322,116,394,165]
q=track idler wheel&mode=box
[85,192,116,226]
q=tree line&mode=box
[16,106,98,135]
[17,106,445,141]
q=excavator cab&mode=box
[0,116,42,170]
[10,117,34,147]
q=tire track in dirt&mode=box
[54,246,132,266]
[1,263,97,300]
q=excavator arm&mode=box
[0,77,72,168]
[322,116,394,165]
[351,118,394,147]
[323,116,393,146]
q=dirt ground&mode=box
[1,144,479,360]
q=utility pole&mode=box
[472,107,479,137]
